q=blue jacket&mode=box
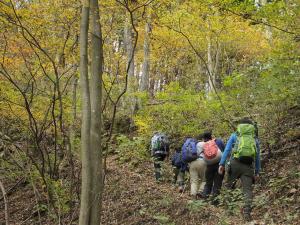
[215,138,225,152]
[172,152,188,172]
[219,133,261,175]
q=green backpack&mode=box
[233,123,257,164]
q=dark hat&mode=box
[202,130,212,141]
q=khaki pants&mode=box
[189,159,206,196]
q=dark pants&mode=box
[173,166,185,186]
[153,154,166,181]
[227,159,254,214]
[203,163,224,198]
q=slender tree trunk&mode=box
[261,0,273,42]
[79,0,91,224]
[213,41,221,88]
[70,76,78,152]
[67,75,78,203]
[124,15,135,78]
[207,34,215,94]
[89,0,104,223]
[79,0,104,224]
[123,13,138,117]
[140,20,151,92]
[149,75,155,97]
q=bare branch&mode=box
[219,6,298,36]
[104,0,141,178]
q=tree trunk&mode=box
[89,0,104,223]
[124,13,137,116]
[79,0,104,224]
[207,34,215,94]
[124,15,135,78]
[78,0,92,224]
[261,0,273,42]
[140,20,151,92]
[213,41,221,88]
[70,76,78,153]
[149,75,155,97]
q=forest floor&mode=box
[1,107,299,225]
[101,106,300,225]
[101,152,299,225]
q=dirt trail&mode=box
[102,156,244,225]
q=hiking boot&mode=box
[191,195,198,200]
[155,172,161,181]
[196,192,205,199]
[241,207,252,222]
[178,186,184,193]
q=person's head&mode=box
[238,117,253,125]
[202,131,212,142]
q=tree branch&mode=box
[164,24,235,129]
[219,6,298,36]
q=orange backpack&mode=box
[203,139,218,160]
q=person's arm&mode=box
[215,139,225,152]
[219,133,237,166]
[196,142,204,157]
[255,138,261,175]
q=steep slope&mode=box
[101,106,300,225]
[1,106,299,224]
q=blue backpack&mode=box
[172,151,183,167]
[182,138,198,163]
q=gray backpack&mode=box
[151,133,169,155]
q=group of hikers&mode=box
[150,117,260,221]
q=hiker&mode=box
[150,132,170,182]
[171,146,188,192]
[200,131,225,204]
[181,137,206,198]
[218,118,261,221]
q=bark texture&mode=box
[79,0,104,224]
[78,1,92,224]
[89,0,104,223]
[140,20,151,92]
